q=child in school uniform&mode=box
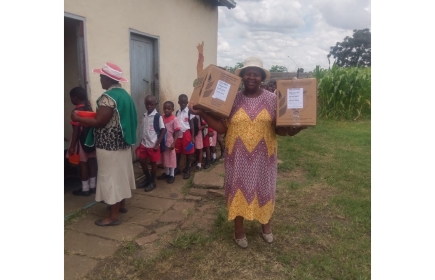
[136,95,165,192]
[175,94,195,179]
[202,121,215,169]
[157,101,180,184]
[210,130,218,164]
[192,116,207,170]
[66,87,98,196]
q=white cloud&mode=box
[217,0,371,72]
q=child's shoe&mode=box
[72,189,91,196]
[183,171,190,179]
[157,173,169,180]
[137,177,151,188]
[144,182,156,192]
[204,161,211,169]
[167,176,175,184]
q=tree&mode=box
[225,62,244,73]
[269,65,288,72]
[327,28,371,67]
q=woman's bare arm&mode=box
[71,106,114,128]
[188,102,227,134]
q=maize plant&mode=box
[310,65,371,120]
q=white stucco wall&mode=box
[64,0,218,110]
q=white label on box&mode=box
[212,80,231,102]
[287,88,303,109]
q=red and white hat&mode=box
[93,62,128,82]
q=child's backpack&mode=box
[176,110,200,137]
[153,113,167,152]
[78,105,96,154]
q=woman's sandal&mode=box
[260,231,274,243]
[234,233,248,249]
[94,219,121,226]
[106,205,128,213]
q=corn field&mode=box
[311,65,371,120]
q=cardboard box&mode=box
[190,64,241,118]
[276,78,317,126]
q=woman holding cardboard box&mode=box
[189,57,305,248]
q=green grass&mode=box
[85,120,371,280]
[181,175,194,195]
[170,231,209,250]
[64,208,87,226]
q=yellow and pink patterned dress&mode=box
[224,89,277,224]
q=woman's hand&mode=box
[286,126,307,136]
[189,102,228,135]
[71,111,79,122]
[275,126,307,136]
[188,102,204,116]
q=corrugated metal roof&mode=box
[217,0,237,9]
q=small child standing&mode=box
[192,115,206,170]
[202,121,215,169]
[66,87,98,196]
[210,130,218,164]
[175,94,196,179]
[136,95,165,192]
[157,101,180,184]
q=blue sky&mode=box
[217,0,371,72]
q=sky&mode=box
[217,0,371,72]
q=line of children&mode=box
[66,86,98,196]
[136,93,223,192]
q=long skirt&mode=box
[95,148,136,205]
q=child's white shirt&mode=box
[176,107,195,138]
[141,109,165,148]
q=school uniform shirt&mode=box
[176,107,195,138]
[141,109,165,148]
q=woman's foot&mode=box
[261,223,272,234]
[261,224,273,243]
[94,218,120,226]
[234,233,248,248]
[106,205,128,213]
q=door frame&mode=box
[64,12,91,96]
